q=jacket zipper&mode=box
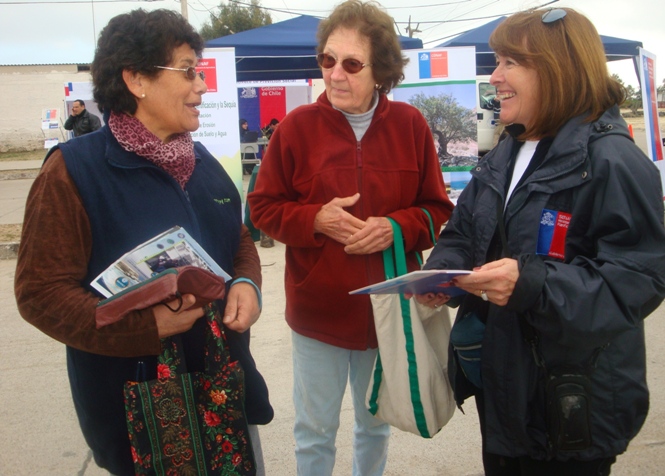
[356,141,373,342]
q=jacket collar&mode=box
[316,91,389,139]
[480,105,629,185]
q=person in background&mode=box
[261,118,279,140]
[239,117,250,141]
[64,99,102,137]
[249,1,453,474]
[240,117,256,175]
[416,8,665,475]
[15,9,272,475]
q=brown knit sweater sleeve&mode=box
[234,224,262,289]
[14,151,161,357]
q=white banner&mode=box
[196,48,243,194]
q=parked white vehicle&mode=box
[476,75,500,155]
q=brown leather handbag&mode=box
[95,266,227,328]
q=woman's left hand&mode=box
[344,216,394,255]
[453,258,519,306]
[222,282,260,332]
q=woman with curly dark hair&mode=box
[15,9,273,475]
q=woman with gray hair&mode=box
[249,1,452,474]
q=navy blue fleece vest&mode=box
[53,128,272,475]
[59,127,241,286]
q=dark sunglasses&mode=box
[154,65,206,81]
[316,53,371,74]
[541,8,567,24]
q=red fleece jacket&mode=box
[249,92,453,350]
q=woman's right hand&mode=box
[153,294,205,338]
[313,193,366,245]
[407,292,452,308]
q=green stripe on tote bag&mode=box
[367,210,455,438]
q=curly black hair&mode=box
[91,9,204,115]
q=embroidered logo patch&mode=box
[536,209,571,259]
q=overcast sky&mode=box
[1,0,662,87]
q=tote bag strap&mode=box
[418,208,437,267]
[374,217,431,437]
[382,217,408,279]
[421,208,437,245]
[385,208,436,273]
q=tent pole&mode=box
[181,0,188,20]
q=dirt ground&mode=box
[0,224,21,243]
[0,149,45,162]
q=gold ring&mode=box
[480,290,489,302]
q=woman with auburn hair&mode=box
[249,0,452,474]
[415,8,665,475]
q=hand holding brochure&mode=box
[349,270,472,296]
[91,226,231,298]
[95,266,227,328]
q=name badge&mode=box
[537,209,571,259]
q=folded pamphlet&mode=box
[349,269,472,296]
[91,226,231,298]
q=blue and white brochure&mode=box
[91,226,231,298]
[349,269,472,296]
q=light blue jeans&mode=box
[292,331,390,476]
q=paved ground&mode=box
[2,247,665,475]
[2,132,665,475]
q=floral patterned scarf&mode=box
[108,111,195,189]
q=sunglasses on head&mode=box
[154,65,206,81]
[316,53,371,74]
[541,8,567,24]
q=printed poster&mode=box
[393,47,477,201]
[237,79,311,153]
[196,48,243,194]
[638,49,665,197]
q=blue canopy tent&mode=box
[438,16,643,76]
[206,15,424,82]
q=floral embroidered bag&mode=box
[124,304,256,475]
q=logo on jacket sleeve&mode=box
[536,209,571,259]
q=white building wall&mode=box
[0,65,89,152]
[0,68,327,153]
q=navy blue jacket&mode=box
[426,106,665,460]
